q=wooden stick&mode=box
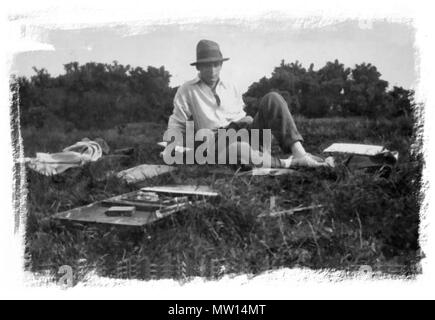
[258,204,325,218]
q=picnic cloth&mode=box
[25,139,103,176]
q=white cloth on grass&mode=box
[25,139,103,176]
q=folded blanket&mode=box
[117,164,177,184]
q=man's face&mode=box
[196,61,223,87]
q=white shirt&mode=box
[164,76,246,139]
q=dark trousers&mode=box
[217,92,303,168]
[249,91,303,153]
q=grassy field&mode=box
[21,116,423,283]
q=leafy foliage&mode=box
[14,62,174,130]
[244,60,415,119]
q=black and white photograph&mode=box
[1,0,435,300]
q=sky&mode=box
[10,19,417,93]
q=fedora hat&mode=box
[190,39,230,66]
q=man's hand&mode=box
[227,116,254,130]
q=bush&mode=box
[14,62,174,130]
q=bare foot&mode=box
[281,153,334,168]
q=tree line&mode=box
[244,60,414,119]
[12,60,415,130]
[13,61,175,130]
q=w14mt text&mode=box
[213,305,266,315]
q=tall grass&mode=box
[22,116,422,282]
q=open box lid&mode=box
[53,185,218,227]
[323,143,386,156]
[323,143,399,172]
[141,185,219,197]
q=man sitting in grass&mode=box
[163,39,330,168]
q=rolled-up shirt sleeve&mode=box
[163,87,192,143]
